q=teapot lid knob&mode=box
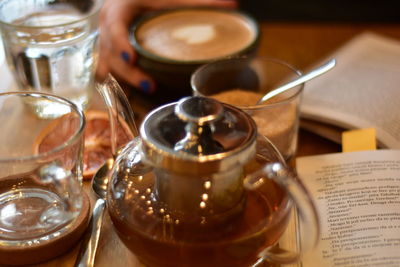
[173,97,224,155]
[174,96,223,126]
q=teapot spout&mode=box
[96,74,139,157]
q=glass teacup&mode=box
[0,92,90,265]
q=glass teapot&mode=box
[98,77,319,267]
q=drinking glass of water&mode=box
[0,0,103,118]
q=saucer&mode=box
[0,190,91,266]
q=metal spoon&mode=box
[257,58,336,104]
[74,158,114,267]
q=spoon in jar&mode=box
[74,158,113,267]
[256,58,336,104]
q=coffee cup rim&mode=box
[129,7,261,65]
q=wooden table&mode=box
[37,22,400,266]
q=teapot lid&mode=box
[140,96,257,175]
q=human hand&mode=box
[96,0,237,93]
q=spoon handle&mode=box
[257,58,336,104]
[74,198,106,267]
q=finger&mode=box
[108,21,137,65]
[99,0,150,90]
[107,52,156,94]
[100,0,139,65]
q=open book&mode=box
[300,32,400,149]
[295,149,400,267]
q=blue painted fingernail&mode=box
[139,80,152,93]
[121,51,130,63]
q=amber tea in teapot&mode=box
[109,147,291,266]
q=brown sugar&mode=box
[211,89,297,159]
[211,89,262,107]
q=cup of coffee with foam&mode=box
[130,7,260,102]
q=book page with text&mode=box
[297,150,400,267]
[300,32,400,148]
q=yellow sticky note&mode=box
[342,128,376,152]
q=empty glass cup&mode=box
[0,92,90,265]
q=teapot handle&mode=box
[244,162,320,266]
[96,74,139,156]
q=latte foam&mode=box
[171,24,216,45]
[135,9,257,62]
